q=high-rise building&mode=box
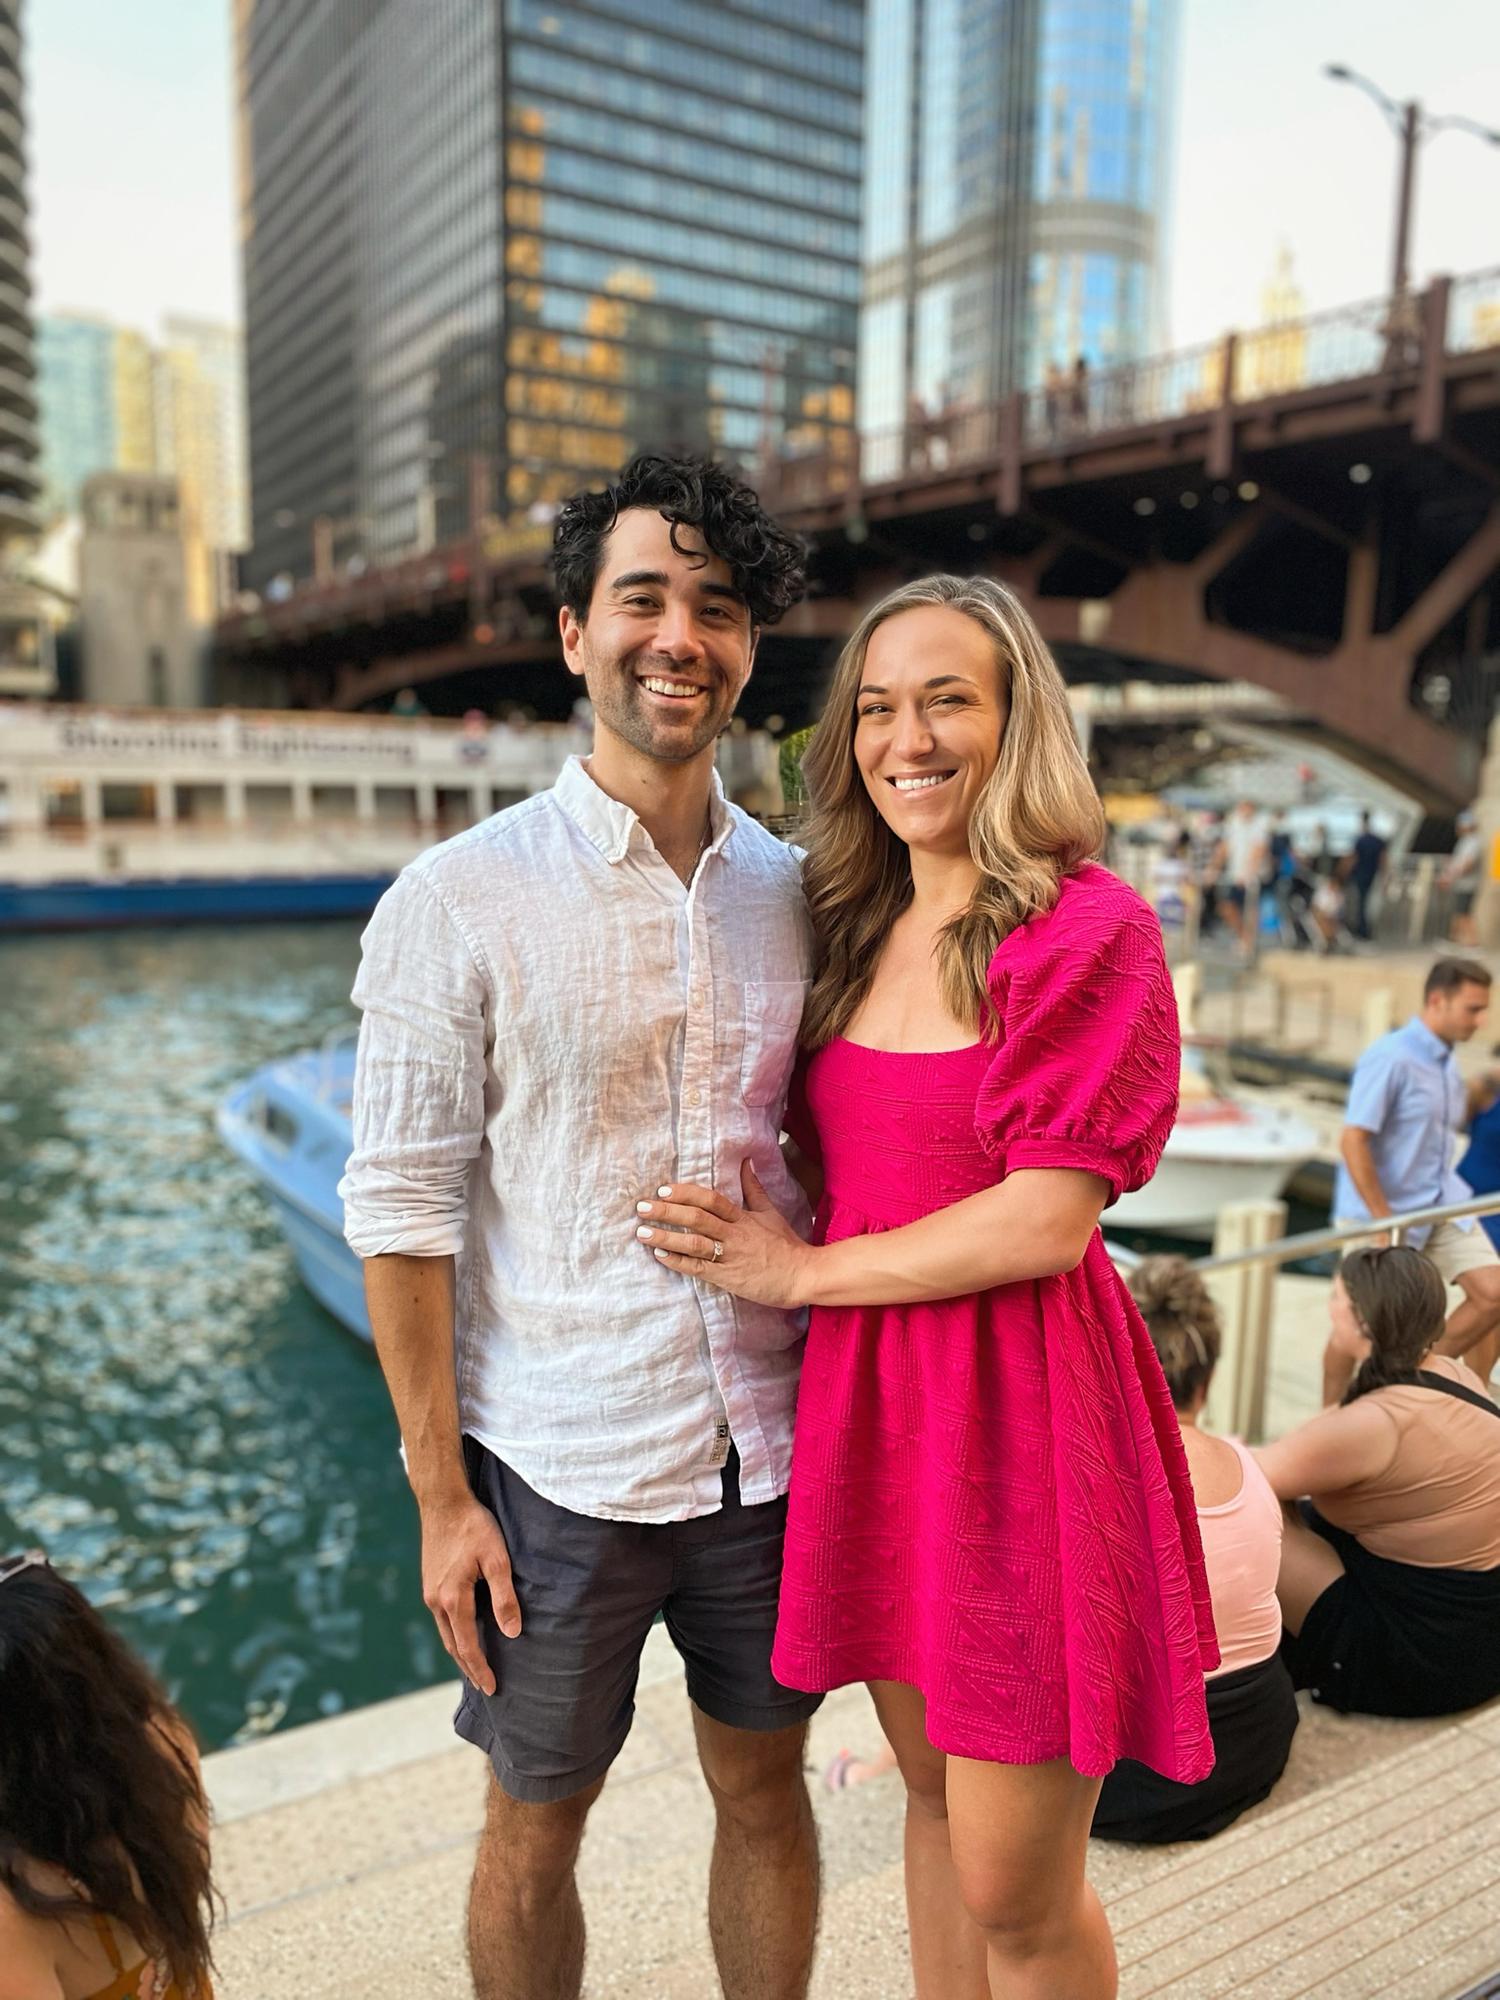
[235,0,863,592]
[156,316,252,616]
[861,0,1178,445]
[0,0,39,541]
[38,313,157,518]
[38,315,115,519]
[38,311,249,618]
[0,0,48,697]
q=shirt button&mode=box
[686,1087,702,1108]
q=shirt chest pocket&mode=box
[741,980,808,1108]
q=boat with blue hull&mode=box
[1,872,397,931]
[217,1043,372,1342]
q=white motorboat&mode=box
[218,1039,371,1342]
[1108,1052,1322,1239]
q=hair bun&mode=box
[1128,1254,1215,1327]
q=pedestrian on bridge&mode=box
[1333,957,1500,1397]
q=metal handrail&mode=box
[1194,1191,1500,1273]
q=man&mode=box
[1346,810,1387,942]
[340,455,820,2000]
[1438,808,1484,946]
[1215,799,1267,956]
[1330,957,1500,1401]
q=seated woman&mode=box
[1257,1245,1500,1718]
[0,1551,216,1999]
[1093,1258,1298,1843]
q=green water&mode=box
[0,924,444,1750]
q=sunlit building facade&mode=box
[38,314,158,521]
[236,0,862,591]
[861,0,1177,445]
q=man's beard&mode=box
[584,646,737,764]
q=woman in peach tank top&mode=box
[1094,1259,1298,1845]
[0,1555,215,2000]
[1258,1246,1500,1718]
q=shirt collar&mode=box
[1402,1015,1453,1063]
[552,754,733,866]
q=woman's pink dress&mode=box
[772,863,1217,1781]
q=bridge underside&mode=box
[216,329,1500,809]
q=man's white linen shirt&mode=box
[339,755,813,1523]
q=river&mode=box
[0,922,443,1750]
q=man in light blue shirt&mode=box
[1333,957,1500,1399]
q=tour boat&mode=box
[0,702,780,932]
[217,1040,372,1343]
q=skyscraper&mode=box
[235,0,862,592]
[0,0,48,698]
[861,0,1177,446]
[37,313,156,520]
[156,316,252,615]
[0,0,40,544]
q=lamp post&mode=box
[1324,66,1500,307]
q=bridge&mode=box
[215,269,1500,809]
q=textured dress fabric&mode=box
[771,864,1218,1781]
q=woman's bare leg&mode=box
[868,1680,987,2000]
[945,1754,1114,2000]
[1275,1506,1346,1635]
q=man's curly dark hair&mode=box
[553,453,807,629]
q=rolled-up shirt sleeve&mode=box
[339,866,489,1259]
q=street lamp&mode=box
[1324,65,1500,304]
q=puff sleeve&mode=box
[975,882,1179,1204]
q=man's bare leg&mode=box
[1434,1268,1500,1369]
[468,1771,606,2000]
[693,1708,820,2000]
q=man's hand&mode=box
[419,1489,521,1695]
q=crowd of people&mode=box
[4,456,1500,2000]
[1141,799,1490,960]
[1141,801,1390,956]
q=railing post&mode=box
[1360,986,1395,1049]
[1208,331,1238,480]
[1203,1199,1287,1440]
[1414,275,1452,444]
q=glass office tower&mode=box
[237,0,862,590]
[860,0,1176,446]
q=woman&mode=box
[0,1552,216,1999]
[1093,1258,1298,1844]
[634,575,1215,2000]
[1257,1246,1500,1719]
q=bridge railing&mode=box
[1451,265,1500,356]
[769,270,1500,504]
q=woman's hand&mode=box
[635,1162,816,1308]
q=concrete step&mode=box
[204,1631,1500,2000]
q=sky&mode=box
[23,0,1500,348]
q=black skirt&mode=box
[1282,1505,1500,1718]
[1092,1652,1299,1845]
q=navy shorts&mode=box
[454,1437,821,1802]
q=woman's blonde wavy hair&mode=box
[800,574,1106,1050]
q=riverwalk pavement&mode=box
[200,1283,1500,1999]
[203,1631,1500,1999]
